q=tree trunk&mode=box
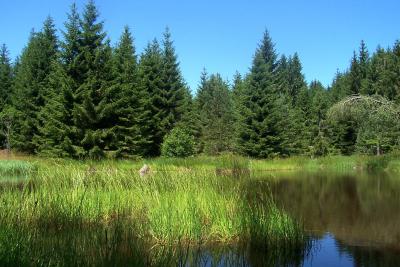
[376,141,380,156]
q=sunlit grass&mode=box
[0,160,36,176]
[0,157,303,245]
[0,153,397,265]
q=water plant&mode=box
[0,160,36,176]
[0,157,311,265]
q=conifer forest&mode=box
[1,1,399,159]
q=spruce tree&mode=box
[330,70,350,102]
[35,61,75,157]
[276,55,290,95]
[369,46,399,101]
[0,44,12,111]
[288,53,308,107]
[308,81,331,154]
[349,51,362,95]
[393,41,400,103]
[61,3,82,84]
[196,73,235,154]
[111,26,151,157]
[12,17,58,153]
[138,40,164,156]
[35,4,80,157]
[232,71,245,103]
[349,41,370,96]
[237,30,286,158]
[161,28,190,132]
[328,70,358,155]
[289,54,311,153]
[358,40,370,94]
[71,0,114,158]
[194,68,209,109]
[0,44,13,149]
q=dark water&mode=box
[186,172,400,266]
[2,171,400,266]
[268,171,400,267]
[269,172,400,249]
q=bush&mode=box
[161,127,195,158]
[364,155,390,172]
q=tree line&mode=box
[0,1,399,158]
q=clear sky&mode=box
[1,0,399,91]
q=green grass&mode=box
[0,160,36,176]
[0,153,396,265]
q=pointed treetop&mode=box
[40,16,58,51]
[199,68,208,85]
[290,53,303,72]
[163,26,172,43]
[258,29,277,68]
[358,40,369,64]
[0,44,10,64]
[279,54,288,65]
[351,50,358,65]
[233,71,242,83]
[61,3,82,68]
[81,0,104,39]
[117,26,135,55]
[83,0,99,24]
[251,29,278,76]
[114,26,137,73]
[151,38,161,51]
[163,27,178,61]
[64,3,80,34]
[394,40,400,56]
[42,16,57,38]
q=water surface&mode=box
[2,170,400,266]
[195,171,400,266]
[268,171,400,266]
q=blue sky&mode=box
[1,0,399,91]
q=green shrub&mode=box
[364,155,390,172]
[161,127,195,158]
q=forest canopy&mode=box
[1,1,400,158]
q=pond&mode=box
[251,171,400,266]
[1,170,399,266]
[185,171,400,266]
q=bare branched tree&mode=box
[327,94,400,155]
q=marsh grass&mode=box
[362,154,395,172]
[0,160,36,176]
[0,156,311,266]
[5,154,396,265]
[215,154,250,178]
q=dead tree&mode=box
[328,94,400,156]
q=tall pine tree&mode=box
[35,4,80,157]
[196,73,235,154]
[71,0,114,158]
[111,26,151,157]
[237,30,287,157]
[0,44,14,149]
[12,17,58,153]
[161,28,190,132]
[138,39,164,156]
[0,44,12,111]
